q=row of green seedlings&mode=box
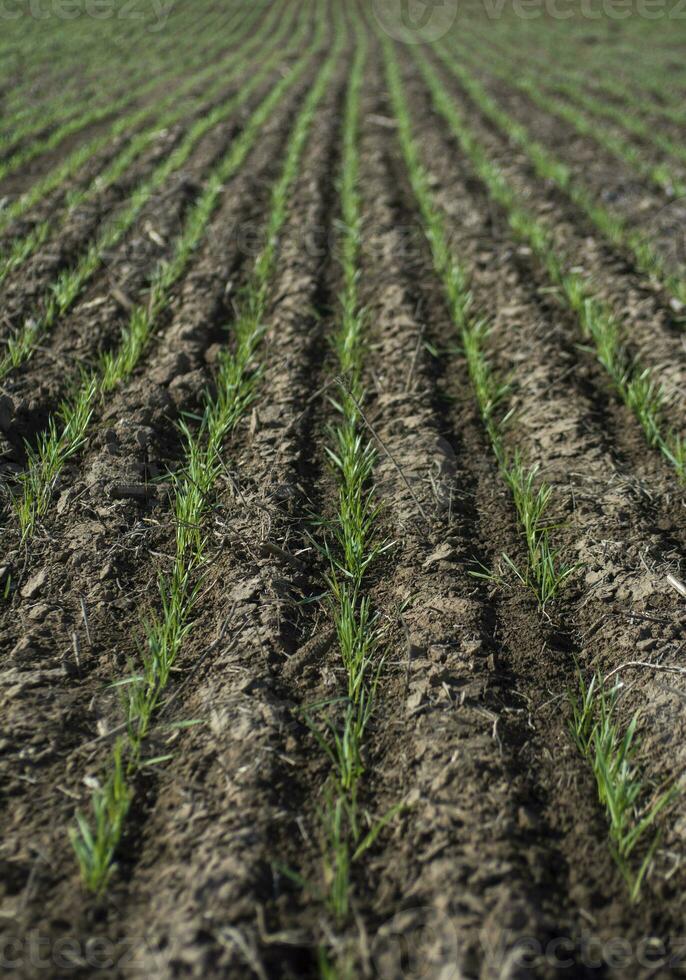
[0,0,225,154]
[0,0,234,188]
[471,16,686,104]
[0,0,251,151]
[569,673,677,901]
[550,75,686,132]
[71,33,342,893]
[383,38,574,612]
[458,34,686,201]
[0,20,138,128]
[486,32,686,139]
[0,3,307,380]
[15,10,319,541]
[0,0,276,240]
[0,0,197,109]
[0,0,274,231]
[383,32,678,902]
[7,0,264,133]
[297,35,397,972]
[441,39,686,310]
[0,0,287,283]
[415,47,686,479]
[467,23,686,129]
[546,54,686,129]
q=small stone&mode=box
[406,689,425,712]
[27,602,51,622]
[405,787,421,807]
[20,567,47,599]
[422,542,456,568]
[11,636,36,662]
[56,489,73,514]
[463,639,484,657]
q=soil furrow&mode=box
[447,47,686,282]
[0,4,257,176]
[0,54,314,470]
[0,0,283,254]
[0,46,346,980]
[395,40,686,960]
[0,10,255,201]
[322,54,626,978]
[90,60,350,980]
[5,7,686,977]
[0,51,327,791]
[418,47,686,441]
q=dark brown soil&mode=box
[2,5,686,979]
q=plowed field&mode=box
[2,1,686,977]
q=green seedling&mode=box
[70,16,340,894]
[569,671,678,901]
